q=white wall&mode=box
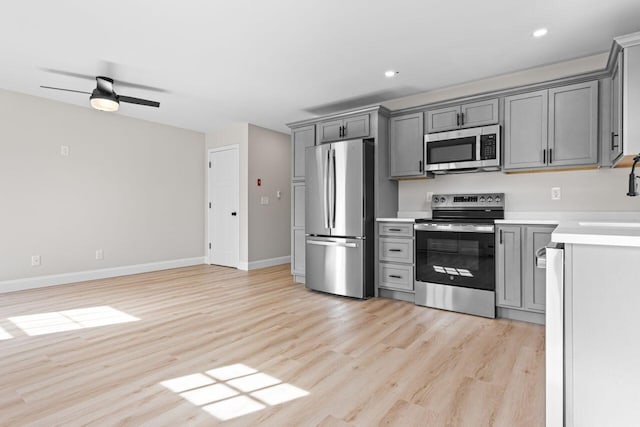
[399,168,640,212]
[385,52,640,213]
[0,89,206,283]
[248,124,291,262]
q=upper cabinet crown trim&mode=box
[286,105,390,129]
[615,31,640,48]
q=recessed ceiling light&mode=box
[532,28,548,38]
[384,70,398,78]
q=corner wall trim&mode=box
[238,255,291,272]
[0,257,207,294]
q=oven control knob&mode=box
[479,197,485,202]
[432,197,438,204]
[495,196,501,203]
[440,197,446,203]
[487,197,493,202]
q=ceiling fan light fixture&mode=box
[90,92,119,112]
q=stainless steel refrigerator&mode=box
[305,138,374,299]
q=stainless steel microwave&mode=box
[424,124,501,174]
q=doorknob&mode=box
[231,212,237,216]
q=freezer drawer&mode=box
[379,237,414,264]
[305,237,366,298]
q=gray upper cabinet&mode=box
[292,125,315,180]
[496,226,522,309]
[460,99,499,128]
[426,106,460,133]
[504,81,599,171]
[504,90,548,170]
[548,81,599,167]
[426,98,498,133]
[523,226,553,312]
[390,113,424,178]
[317,113,370,143]
[609,51,623,164]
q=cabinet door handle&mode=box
[549,148,553,164]
[499,229,503,244]
[461,112,465,126]
[338,125,343,138]
[419,160,423,172]
[388,228,402,232]
[543,149,546,164]
[389,275,403,279]
[611,132,619,150]
[388,249,402,252]
[456,113,460,126]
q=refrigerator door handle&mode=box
[307,239,358,248]
[331,148,337,229]
[323,147,331,230]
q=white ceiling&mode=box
[1,0,640,134]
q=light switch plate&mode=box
[260,196,269,205]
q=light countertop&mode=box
[552,221,640,247]
[376,218,417,222]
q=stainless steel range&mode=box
[414,193,504,318]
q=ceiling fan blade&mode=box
[41,68,96,81]
[118,95,160,108]
[40,85,91,95]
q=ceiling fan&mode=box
[41,76,160,112]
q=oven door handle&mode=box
[414,223,495,233]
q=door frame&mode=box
[207,145,240,268]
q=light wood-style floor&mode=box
[0,264,544,426]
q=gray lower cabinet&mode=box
[389,113,424,178]
[426,98,498,133]
[377,222,414,297]
[504,81,599,171]
[292,125,315,180]
[496,224,555,321]
[496,226,522,308]
[317,113,370,143]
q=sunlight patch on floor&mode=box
[8,306,140,336]
[0,326,13,340]
[161,363,309,421]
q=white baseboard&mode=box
[0,257,206,294]
[237,255,291,271]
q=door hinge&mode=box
[209,243,211,249]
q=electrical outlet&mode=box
[551,187,561,200]
[60,145,70,156]
[260,196,269,205]
[31,255,41,266]
[96,249,104,260]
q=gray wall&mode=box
[0,89,206,282]
[205,123,291,268]
[248,124,291,262]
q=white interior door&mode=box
[208,146,239,268]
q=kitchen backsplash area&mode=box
[398,166,640,213]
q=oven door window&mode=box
[415,231,495,291]
[427,136,476,164]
